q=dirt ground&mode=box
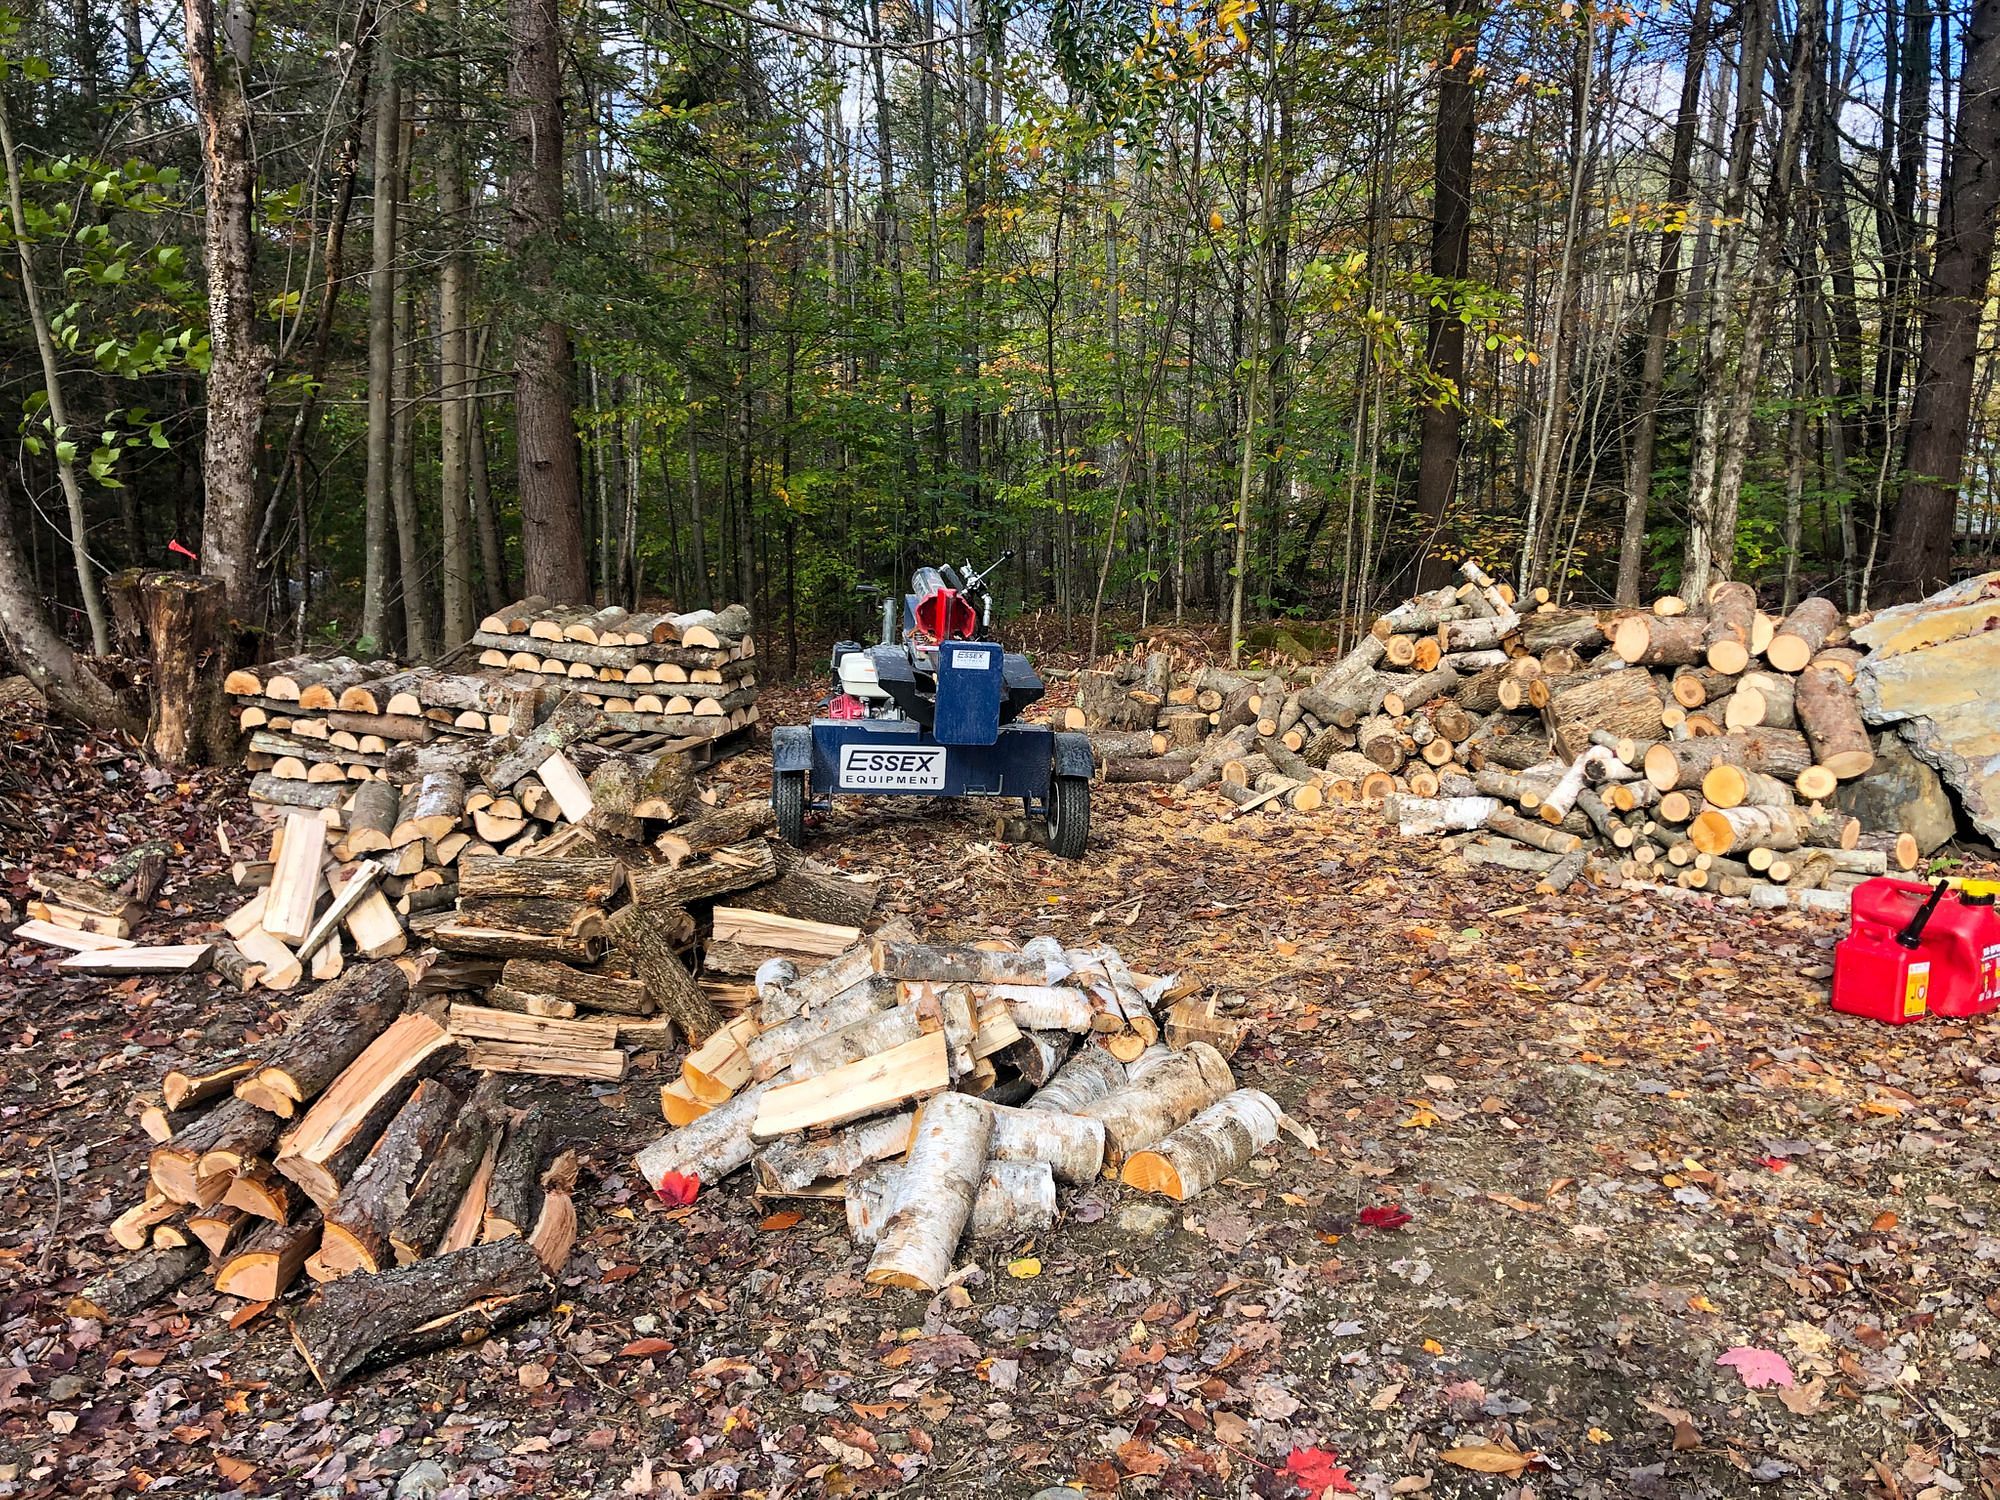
[3,689,1998,1500]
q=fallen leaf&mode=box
[758,1211,802,1232]
[1716,1345,1795,1389]
[1871,1210,1899,1231]
[619,1338,676,1359]
[1118,1438,1170,1476]
[1440,1443,1534,1476]
[1369,1382,1404,1411]
[1285,1444,1358,1494]
[1007,1256,1041,1279]
[215,1454,256,1486]
[1778,1376,1827,1415]
[1359,1204,1411,1231]
[518,1361,551,1390]
[655,1170,699,1206]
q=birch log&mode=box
[1077,1042,1235,1169]
[1120,1089,1283,1200]
[846,1159,1055,1249]
[864,1092,993,1291]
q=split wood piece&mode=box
[607,901,721,1042]
[25,899,141,940]
[1796,663,1875,779]
[589,748,698,823]
[633,1080,779,1194]
[163,1057,259,1112]
[462,1041,626,1080]
[235,961,408,1116]
[149,1096,277,1204]
[785,991,977,1084]
[659,1078,710,1126]
[229,926,301,991]
[496,957,653,1017]
[628,841,778,908]
[223,1168,290,1223]
[452,898,608,943]
[744,975,899,1080]
[480,1112,548,1242]
[457,855,623,904]
[1642,728,1814,790]
[430,918,606,964]
[110,1188,182,1249]
[846,1159,1054,1250]
[260,811,328,944]
[1165,995,1249,1057]
[751,1030,951,1141]
[959,982,1104,1033]
[449,1001,619,1050]
[188,1203,251,1258]
[1025,1045,1128,1114]
[758,919,913,1028]
[53,943,212,976]
[275,1013,453,1206]
[389,1076,507,1265]
[214,1211,323,1302]
[335,868,406,960]
[320,1079,461,1275]
[481,696,601,793]
[864,1091,994,1291]
[1003,1028,1073,1086]
[439,1132,500,1254]
[527,1151,579,1274]
[68,1242,205,1321]
[537,752,596,823]
[390,772,467,849]
[1122,1088,1283,1200]
[730,867,880,931]
[754,1111,916,1196]
[710,906,860,961]
[343,780,401,854]
[1538,747,1618,824]
[870,940,1046,985]
[289,1237,551,1390]
[12,918,136,953]
[1543,669,1666,760]
[655,801,777,866]
[1078,1042,1236,1169]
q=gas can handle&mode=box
[1896,880,1952,949]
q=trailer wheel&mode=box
[773,769,807,847]
[1046,774,1089,859]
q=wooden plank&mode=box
[446,1003,619,1051]
[263,812,329,944]
[461,1041,627,1080]
[538,751,595,823]
[11,918,136,953]
[26,900,138,938]
[751,1031,950,1140]
[222,887,270,940]
[233,927,302,990]
[710,907,861,959]
[58,944,213,975]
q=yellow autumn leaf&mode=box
[1441,1443,1535,1475]
[1007,1257,1042,1279]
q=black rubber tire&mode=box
[1046,774,1089,859]
[773,769,807,847]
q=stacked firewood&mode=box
[82,958,580,1388]
[633,932,1280,1293]
[11,842,194,969]
[472,598,760,743]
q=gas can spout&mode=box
[1898,881,1951,949]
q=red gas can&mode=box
[1833,879,2000,1023]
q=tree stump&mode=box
[107,570,231,765]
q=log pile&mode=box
[633,933,1277,1292]
[472,598,761,745]
[1064,563,1929,913]
[79,960,581,1387]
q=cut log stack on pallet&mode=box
[472,598,761,753]
[633,933,1278,1292]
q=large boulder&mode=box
[1834,732,1957,855]
[1855,572,2000,843]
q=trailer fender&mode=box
[1053,730,1095,781]
[772,725,814,773]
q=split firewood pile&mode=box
[472,598,760,740]
[633,932,1287,1294]
[1069,561,1932,911]
[79,957,582,1390]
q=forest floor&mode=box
[3,683,1999,1500]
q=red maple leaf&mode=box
[1358,1204,1412,1231]
[1285,1444,1358,1495]
[655,1170,700,1206]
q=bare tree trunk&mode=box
[1616,0,1710,604]
[1880,0,2000,600]
[184,0,270,622]
[361,18,398,651]
[435,0,474,647]
[0,85,110,655]
[391,108,433,658]
[0,488,137,730]
[507,0,588,603]
[1411,0,1481,590]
